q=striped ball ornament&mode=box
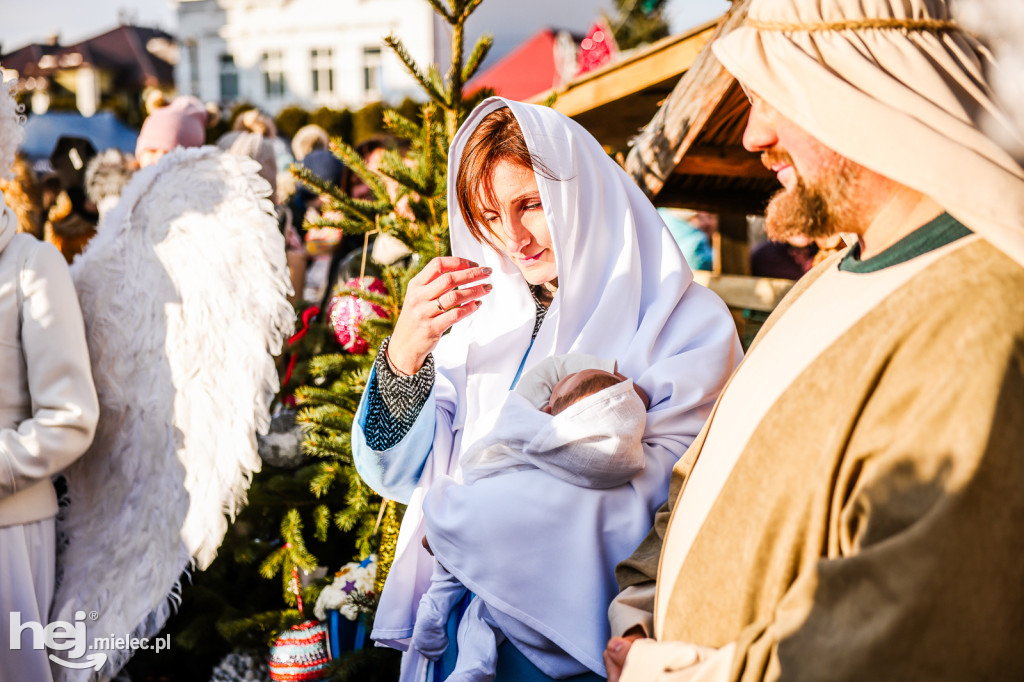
[268,620,331,681]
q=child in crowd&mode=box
[413,354,649,681]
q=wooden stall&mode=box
[530,21,718,152]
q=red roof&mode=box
[466,29,564,102]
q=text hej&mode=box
[9,610,170,670]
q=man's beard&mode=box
[762,151,867,242]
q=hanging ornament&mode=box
[268,621,330,682]
[576,19,619,76]
[327,277,388,354]
[257,408,307,469]
[269,560,331,681]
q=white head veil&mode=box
[373,98,741,676]
[435,97,740,450]
[712,0,1024,265]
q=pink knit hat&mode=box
[135,96,208,157]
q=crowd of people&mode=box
[2,0,1023,681]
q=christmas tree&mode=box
[286,0,492,605]
[609,0,671,50]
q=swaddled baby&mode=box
[413,353,649,681]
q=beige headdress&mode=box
[712,0,1024,266]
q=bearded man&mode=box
[603,0,1024,680]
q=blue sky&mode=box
[2,0,730,54]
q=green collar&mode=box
[840,213,972,273]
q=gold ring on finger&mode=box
[436,298,446,313]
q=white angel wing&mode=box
[52,146,294,681]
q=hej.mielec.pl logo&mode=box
[10,610,170,670]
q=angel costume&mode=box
[412,354,647,681]
[352,98,742,682]
[49,146,294,681]
[612,1,1024,680]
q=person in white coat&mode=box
[0,77,99,682]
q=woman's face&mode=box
[479,159,557,286]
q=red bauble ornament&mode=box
[576,19,618,76]
[328,277,388,354]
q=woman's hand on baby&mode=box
[388,257,492,374]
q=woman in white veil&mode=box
[352,98,742,681]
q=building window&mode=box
[362,46,382,97]
[311,48,334,94]
[186,41,199,96]
[262,50,286,97]
[219,53,238,101]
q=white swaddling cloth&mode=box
[461,354,646,488]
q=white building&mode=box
[172,0,609,113]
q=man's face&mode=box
[742,90,868,241]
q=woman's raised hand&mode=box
[386,257,492,375]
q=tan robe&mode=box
[617,237,1024,681]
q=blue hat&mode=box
[301,149,345,187]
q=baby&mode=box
[412,354,648,681]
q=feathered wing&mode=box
[51,147,294,682]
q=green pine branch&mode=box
[424,0,453,23]
[462,34,494,83]
[385,34,447,104]
[329,139,392,203]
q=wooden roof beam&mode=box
[654,187,770,215]
[674,145,773,179]
[624,0,753,199]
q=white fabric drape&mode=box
[458,369,646,489]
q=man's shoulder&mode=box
[918,238,1024,329]
[866,238,1024,374]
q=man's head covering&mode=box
[135,96,208,157]
[958,0,1024,160]
[712,0,1024,266]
